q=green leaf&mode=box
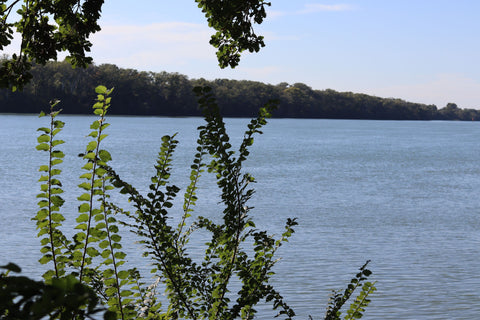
[95,85,108,94]
[36,209,48,221]
[77,213,89,223]
[99,240,109,249]
[76,225,89,234]
[101,249,111,259]
[52,150,65,158]
[86,140,98,152]
[37,200,49,208]
[39,256,52,264]
[78,193,91,201]
[95,167,107,177]
[82,162,94,171]
[52,139,65,147]
[86,247,100,257]
[90,121,100,130]
[103,269,114,278]
[53,120,64,129]
[51,158,63,166]
[36,143,50,151]
[80,172,93,179]
[37,134,50,143]
[50,168,61,176]
[98,149,112,162]
[93,102,104,109]
[78,204,90,213]
[118,270,129,279]
[98,134,108,142]
[120,290,133,297]
[83,152,96,160]
[52,128,63,136]
[78,182,92,190]
[51,213,65,222]
[114,251,126,259]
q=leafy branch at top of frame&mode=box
[1,0,270,90]
[195,0,271,68]
[0,0,104,91]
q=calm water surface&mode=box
[1,115,479,319]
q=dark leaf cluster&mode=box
[0,0,104,91]
[0,263,114,320]
[195,0,270,68]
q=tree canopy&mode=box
[2,60,478,121]
[0,0,271,90]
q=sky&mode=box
[6,0,480,109]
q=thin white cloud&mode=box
[268,3,354,19]
[3,22,218,71]
[298,3,355,14]
[88,22,217,69]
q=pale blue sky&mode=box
[9,1,480,108]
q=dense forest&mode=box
[1,60,478,120]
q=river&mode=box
[1,114,479,319]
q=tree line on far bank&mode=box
[0,60,478,120]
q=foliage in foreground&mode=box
[0,86,375,319]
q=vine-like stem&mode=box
[176,145,204,249]
[346,281,377,320]
[3,0,21,22]
[102,179,125,320]
[79,117,105,283]
[47,112,58,278]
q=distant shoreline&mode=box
[1,60,478,121]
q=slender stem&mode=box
[48,113,58,278]
[3,0,21,22]
[102,180,125,320]
[79,114,105,283]
[176,147,204,249]
[345,281,377,320]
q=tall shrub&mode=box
[1,86,376,320]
